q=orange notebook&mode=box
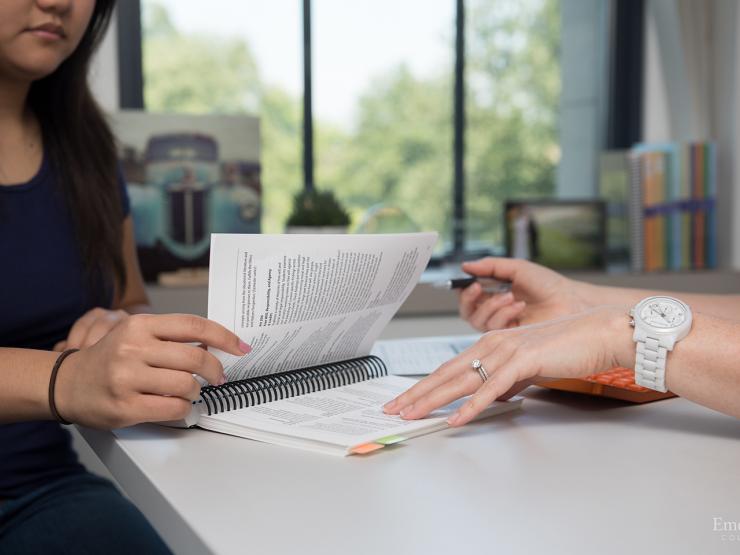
[540,368,675,403]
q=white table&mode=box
[78,383,740,555]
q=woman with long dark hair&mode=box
[0,1,249,551]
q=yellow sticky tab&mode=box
[350,443,385,455]
[375,435,406,445]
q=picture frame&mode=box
[112,110,261,282]
[503,199,607,271]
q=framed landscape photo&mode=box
[504,199,607,271]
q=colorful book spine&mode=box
[693,144,705,269]
[680,144,691,270]
[706,143,717,268]
[627,152,644,272]
[667,147,682,270]
[627,141,717,272]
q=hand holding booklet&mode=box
[169,233,522,456]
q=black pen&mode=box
[433,276,512,294]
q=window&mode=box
[465,0,560,251]
[125,0,625,260]
[312,0,454,253]
[140,0,303,233]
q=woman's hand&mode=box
[54,307,129,351]
[384,306,634,426]
[458,257,592,331]
[53,313,251,429]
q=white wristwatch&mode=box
[629,296,692,392]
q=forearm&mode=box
[612,312,740,418]
[0,348,58,423]
[579,281,740,322]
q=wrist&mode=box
[576,281,608,310]
[602,306,637,369]
[34,351,62,419]
[53,350,82,424]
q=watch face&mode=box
[638,298,687,329]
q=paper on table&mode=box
[207,233,437,381]
[372,335,481,376]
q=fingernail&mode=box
[218,375,227,386]
[239,340,251,354]
[503,292,513,300]
[399,404,414,418]
[447,412,461,426]
[383,399,396,412]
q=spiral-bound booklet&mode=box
[167,233,522,456]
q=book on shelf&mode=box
[601,141,717,272]
[163,233,521,456]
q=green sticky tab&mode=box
[375,435,406,445]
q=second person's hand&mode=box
[384,305,635,426]
[458,257,592,331]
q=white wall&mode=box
[642,5,670,142]
[89,8,119,111]
[710,1,740,271]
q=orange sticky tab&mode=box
[350,443,384,455]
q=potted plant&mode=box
[285,189,351,234]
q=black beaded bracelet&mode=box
[48,348,79,425]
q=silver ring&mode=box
[471,359,489,383]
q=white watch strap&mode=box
[634,335,669,393]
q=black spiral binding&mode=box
[199,355,388,416]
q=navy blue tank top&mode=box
[0,152,129,498]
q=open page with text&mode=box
[208,232,437,381]
[198,375,523,455]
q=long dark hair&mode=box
[27,0,125,300]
